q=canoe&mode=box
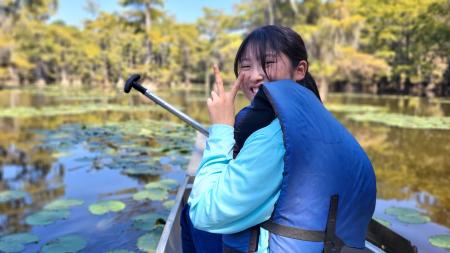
[155,134,417,253]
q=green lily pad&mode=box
[25,210,70,226]
[133,188,168,201]
[385,207,420,217]
[397,213,431,224]
[145,179,178,190]
[163,200,176,210]
[0,233,39,244]
[41,234,87,253]
[373,217,391,227]
[137,227,163,253]
[44,199,84,210]
[0,190,27,203]
[123,166,161,176]
[106,250,134,253]
[0,233,39,253]
[0,241,23,253]
[132,213,166,231]
[88,200,126,215]
[429,234,450,249]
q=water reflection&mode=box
[0,87,449,252]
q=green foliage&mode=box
[25,209,70,226]
[429,234,450,249]
[0,233,39,253]
[0,0,447,94]
[88,200,126,215]
[41,235,87,253]
[385,206,431,224]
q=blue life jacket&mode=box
[223,80,376,253]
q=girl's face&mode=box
[238,51,305,100]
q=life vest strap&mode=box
[260,195,368,253]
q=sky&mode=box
[50,0,241,27]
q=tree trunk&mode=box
[204,63,210,97]
[35,61,46,87]
[265,0,275,25]
[318,77,329,102]
[8,66,19,86]
[61,67,69,87]
[144,2,152,65]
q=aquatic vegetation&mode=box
[88,200,126,215]
[326,104,386,113]
[137,226,164,253]
[41,234,87,253]
[132,213,166,231]
[44,199,84,210]
[163,200,176,210]
[145,179,178,191]
[347,113,450,130]
[384,207,431,224]
[0,233,39,253]
[0,104,161,118]
[0,191,27,204]
[133,188,168,201]
[25,210,70,226]
[107,250,135,253]
[429,234,450,249]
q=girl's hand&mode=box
[207,65,245,126]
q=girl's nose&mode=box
[249,66,264,83]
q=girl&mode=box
[182,25,376,253]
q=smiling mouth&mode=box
[250,87,259,96]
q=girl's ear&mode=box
[293,60,308,81]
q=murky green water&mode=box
[0,87,449,252]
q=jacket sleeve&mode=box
[187,119,284,234]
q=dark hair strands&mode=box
[234,25,322,102]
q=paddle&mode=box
[124,74,209,137]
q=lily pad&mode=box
[145,179,178,190]
[132,213,166,231]
[429,234,450,249]
[385,207,420,217]
[123,166,161,176]
[25,210,70,226]
[41,234,87,253]
[44,199,84,210]
[88,200,126,215]
[137,226,163,253]
[0,241,23,253]
[0,233,39,253]
[163,200,176,210]
[0,233,39,244]
[107,250,134,253]
[0,190,27,203]
[133,188,168,201]
[397,213,431,224]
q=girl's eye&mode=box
[265,61,275,66]
[240,65,251,70]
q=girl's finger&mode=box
[211,90,219,101]
[230,72,245,98]
[213,65,224,95]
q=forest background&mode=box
[1,0,449,98]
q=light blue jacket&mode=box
[188,119,285,252]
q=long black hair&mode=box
[233,25,322,102]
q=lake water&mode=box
[0,86,449,252]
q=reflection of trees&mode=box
[0,135,65,234]
[343,119,450,227]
